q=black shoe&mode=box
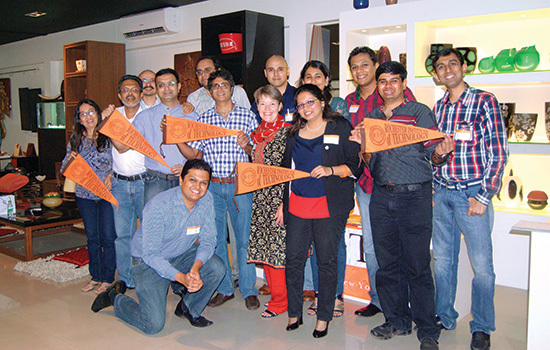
[90,280,127,313]
[470,331,490,350]
[355,304,382,317]
[286,316,303,331]
[371,322,412,340]
[313,321,330,338]
[435,316,451,330]
[420,337,439,350]
[174,298,214,327]
[207,293,234,307]
[245,295,260,310]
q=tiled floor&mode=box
[0,253,527,349]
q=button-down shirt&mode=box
[252,83,296,123]
[131,187,217,281]
[187,85,251,116]
[367,100,439,186]
[191,105,259,178]
[133,103,199,174]
[346,86,417,193]
[433,84,508,205]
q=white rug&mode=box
[14,255,89,283]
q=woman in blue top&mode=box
[282,84,361,338]
[61,99,115,295]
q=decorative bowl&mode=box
[43,197,63,209]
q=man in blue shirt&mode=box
[91,159,225,334]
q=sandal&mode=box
[261,309,279,318]
[333,296,344,318]
[94,282,111,295]
[307,297,318,316]
[81,280,100,292]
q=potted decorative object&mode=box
[527,190,548,210]
[43,192,63,208]
[512,113,537,142]
[499,103,516,140]
[514,45,540,71]
[456,47,477,73]
[478,56,495,73]
[495,48,517,72]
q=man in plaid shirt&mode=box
[431,48,508,350]
[190,68,260,311]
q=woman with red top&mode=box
[282,84,361,338]
[247,85,290,318]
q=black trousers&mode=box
[285,213,347,321]
[370,182,440,341]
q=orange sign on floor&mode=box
[62,154,118,208]
[97,109,170,168]
[162,116,240,144]
[361,118,444,153]
[233,162,310,195]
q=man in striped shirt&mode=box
[431,48,508,350]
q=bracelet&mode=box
[330,167,334,175]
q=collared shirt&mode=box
[139,96,160,110]
[112,106,146,176]
[367,100,439,186]
[187,85,251,116]
[433,84,508,205]
[252,83,296,123]
[346,86,416,194]
[191,105,259,178]
[133,103,199,174]
[131,187,217,281]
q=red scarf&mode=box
[251,114,289,144]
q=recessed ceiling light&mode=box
[361,29,367,33]
[520,14,526,17]
[466,20,472,23]
[395,25,402,29]
[25,11,47,18]
[384,29,390,32]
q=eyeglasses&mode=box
[79,109,96,118]
[120,87,140,94]
[196,67,214,76]
[142,78,155,84]
[157,80,177,88]
[211,82,230,90]
[296,98,318,111]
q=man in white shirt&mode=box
[187,55,250,116]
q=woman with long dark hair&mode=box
[282,84,361,338]
[61,99,116,294]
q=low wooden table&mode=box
[0,200,84,261]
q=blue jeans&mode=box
[113,244,225,334]
[433,183,496,335]
[310,230,346,296]
[355,185,381,309]
[111,177,144,288]
[303,257,314,290]
[209,182,257,298]
[144,170,179,205]
[76,197,117,283]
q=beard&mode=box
[122,99,140,108]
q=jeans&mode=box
[285,213,347,322]
[370,183,439,341]
[209,182,257,298]
[76,197,117,283]
[111,176,144,288]
[355,185,381,309]
[310,230,346,296]
[433,183,496,335]
[144,169,180,205]
[113,244,225,334]
[303,257,314,290]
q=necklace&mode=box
[306,121,326,131]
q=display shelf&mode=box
[493,202,549,217]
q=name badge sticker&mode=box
[349,105,360,113]
[454,122,473,142]
[324,134,339,145]
[186,226,200,235]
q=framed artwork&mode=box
[0,78,11,117]
[174,51,202,104]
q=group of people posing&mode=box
[62,45,507,350]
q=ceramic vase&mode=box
[478,56,495,73]
[430,43,452,55]
[457,47,477,74]
[499,103,516,140]
[353,0,369,9]
[378,46,391,64]
[495,48,517,72]
[545,102,550,141]
[512,113,537,142]
[514,45,540,71]
[425,54,436,75]
[43,197,63,209]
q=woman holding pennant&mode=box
[61,99,116,295]
[282,84,361,338]
[246,85,290,318]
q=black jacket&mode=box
[282,117,362,219]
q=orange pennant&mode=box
[97,109,170,168]
[62,154,119,208]
[162,116,240,144]
[234,162,310,195]
[360,118,444,153]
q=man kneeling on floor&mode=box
[91,159,224,334]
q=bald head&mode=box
[138,70,156,97]
[264,55,289,91]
